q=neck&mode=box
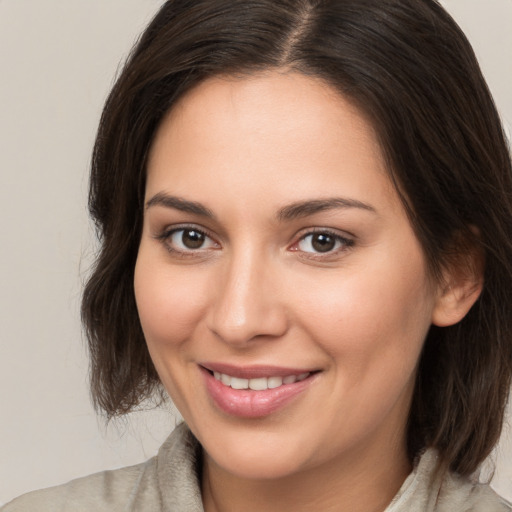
[201,438,411,512]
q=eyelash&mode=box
[290,228,355,259]
[154,225,219,258]
[154,225,354,259]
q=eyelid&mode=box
[288,227,355,256]
[154,223,221,255]
[153,223,354,258]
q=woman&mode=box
[4,0,512,510]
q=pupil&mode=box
[312,233,335,253]
[182,230,205,249]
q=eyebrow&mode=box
[277,197,376,221]
[145,193,376,221]
[145,193,216,218]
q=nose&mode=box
[206,249,288,346]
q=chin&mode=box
[195,424,317,481]
[210,449,310,481]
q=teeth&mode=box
[248,377,268,391]
[213,372,310,390]
[230,377,249,389]
[267,376,283,389]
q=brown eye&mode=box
[296,231,352,255]
[181,229,205,249]
[166,228,217,252]
[311,233,336,253]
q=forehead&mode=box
[146,71,399,217]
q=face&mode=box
[134,71,443,481]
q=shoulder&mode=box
[437,471,512,512]
[388,449,511,512]
[1,459,156,512]
[1,423,201,512]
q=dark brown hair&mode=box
[82,0,512,476]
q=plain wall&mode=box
[0,0,511,505]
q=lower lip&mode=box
[201,368,316,418]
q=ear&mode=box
[431,240,484,327]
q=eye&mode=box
[295,231,353,255]
[161,227,219,253]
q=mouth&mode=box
[200,363,319,418]
[211,370,311,390]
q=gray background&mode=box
[0,0,511,505]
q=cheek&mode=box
[133,252,208,349]
[288,251,434,440]
[133,251,210,415]
[293,249,434,375]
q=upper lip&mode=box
[200,362,318,379]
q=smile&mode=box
[213,371,310,390]
[201,364,318,418]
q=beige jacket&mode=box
[3,423,510,511]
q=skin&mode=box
[134,71,479,512]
